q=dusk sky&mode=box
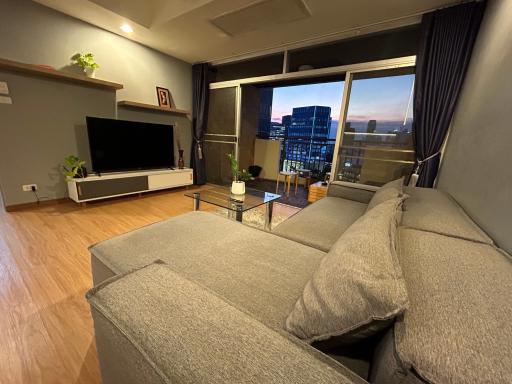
[271,75,414,123]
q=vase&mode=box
[84,67,96,78]
[178,149,185,169]
[74,166,88,179]
[231,181,245,195]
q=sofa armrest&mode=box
[87,261,365,384]
[327,181,378,203]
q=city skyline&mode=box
[271,75,414,123]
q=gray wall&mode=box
[0,73,115,206]
[0,0,193,208]
[437,0,512,253]
[0,0,192,108]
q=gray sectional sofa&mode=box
[87,180,512,384]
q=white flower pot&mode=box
[84,67,96,78]
[231,181,245,195]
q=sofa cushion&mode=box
[403,186,493,244]
[395,228,512,384]
[90,211,326,329]
[285,197,408,345]
[273,197,367,252]
[87,261,366,384]
[327,181,377,203]
[366,177,404,211]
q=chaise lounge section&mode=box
[88,180,512,384]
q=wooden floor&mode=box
[0,186,299,384]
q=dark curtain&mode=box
[412,1,486,187]
[190,63,210,185]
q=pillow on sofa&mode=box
[285,197,408,346]
[366,177,404,211]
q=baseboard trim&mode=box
[5,198,69,212]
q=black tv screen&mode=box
[86,117,174,173]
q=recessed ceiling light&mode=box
[120,23,133,33]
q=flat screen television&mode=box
[86,116,174,173]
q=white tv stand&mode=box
[67,168,193,204]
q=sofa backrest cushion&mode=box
[366,177,404,211]
[402,186,493,244]
[285,197,408,346]
[395,228,512,384]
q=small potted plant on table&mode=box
[227,153,251,195]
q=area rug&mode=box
[214,202,299,230]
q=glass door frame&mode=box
[330,65,416,185]
[206,84,242,161]
[208,56,416,174]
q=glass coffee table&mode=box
[185,186,281,231]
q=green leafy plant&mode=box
[62,155,86,178]
[238,169,252,182]
[227,153,252,182]
[71,52,99,70]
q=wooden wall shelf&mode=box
[117,100,191,116]
[0,57,123,91]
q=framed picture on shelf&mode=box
[156,87,174,109]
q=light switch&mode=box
[0,95,12,104]
[0,82,9,94]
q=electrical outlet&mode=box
[22,184,37,192]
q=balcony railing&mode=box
[256,133,415,185]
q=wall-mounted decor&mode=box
[156,86,174,109]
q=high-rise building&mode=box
[282,106,334,174]
[282,115,292,137]
[366,120,377,133]
[288,106,332,138]
[269,122,285,139]
[257,88,273,138]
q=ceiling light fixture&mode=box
[120,23,133,33]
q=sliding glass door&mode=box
[204,86,240,185]
[332,67,415,186]
[206,57,416,188]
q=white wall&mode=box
[437,0,512,253]
[0,0,192,109]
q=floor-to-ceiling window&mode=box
[207,57,416,188]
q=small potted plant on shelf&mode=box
[71,52,99,78]
[62,155,87,179]
[227,153,251,195]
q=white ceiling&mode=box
[33,0,460,64]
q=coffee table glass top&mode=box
[185,186,281,212]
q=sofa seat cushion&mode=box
[286,197,408,346]
[273,197,367,252]
[403,186,493,244]
[395,228,512,384]
[90,211,325,329]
